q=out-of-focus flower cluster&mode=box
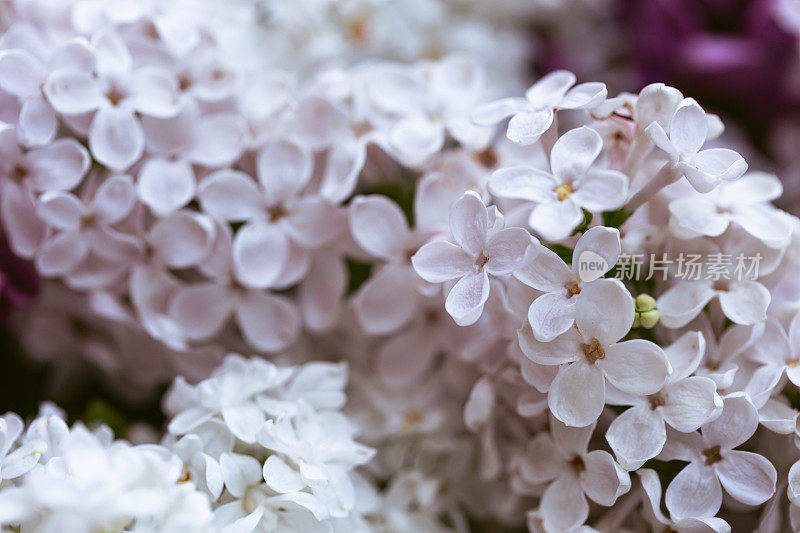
[0,0,800,532]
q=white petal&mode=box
[606,404,666,470]
[36,191,84,230]
[670,102,707,158]
[575,278,634,345]
[17,96,57,147]
[526,71,576,107]
[168,283,233,340]
[539,474,588,532]
[506,109,553,145]
[681,149,748,193]
[0,49,44,97]
[189,113,247,168]
[550,126,602,182]
[319,138,365,203]
[661,377,722,432]
[464,377,495,431]
[638,469,670,526]
[147,211,216,268]
[527,292,576,342]
[353,264,416,335]
[758,398,798,435]
[445,270,490,326]
[551,415,595,456]
[665,461,722,520]
[701,393,758,449]
[572,169,628,212]
[348,195,410,259]
[292,96,349,150]
[198,169,262,222]
[411,240,474,283]
[285,197,346,248]
[669,197,729,238]
[220,452,262,498]
[27,138,90,191]
[601,340,669,395]
[232,223,289,289]
[471,97,528,125]
[137,158,195,216]
[582,449,631,505]
[518,434,566,484]
[559,82,607,109]
[733,205,793,247]
[657,282,716,328]
[88,106,144,171]
[715,450,776,505]
[718,281,769,325]
[263,455,305,493]
[376,327,437,388]
[488,166,558,202]
[91,29,132,77]
[573,226,621,280]
[299,252,346,332]
[1,182,46,258]
[548,360,605,427]
[449,191,488,256]
[35,231,88,277]
[484,227,531,275]
[388,116,445,165]
[518,322,582,365]
[256,137,313,206]
[236,292,300,352]
[529,199,583,242]
[513,244,574,291]
[789,460,800,505]
[127,67,180,118]
[43,68,104,114]
[91,174,136,223]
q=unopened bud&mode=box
[632,294,658,329]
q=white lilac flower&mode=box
[513,225,621,342]
[518,279,671,427]
[412,190,532,326]
[472,70,607,145]
[489,126,628,242]
[516,416,630,531]
[744,315,800,407]
[661,394,776,520]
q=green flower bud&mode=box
[632,294,659,329]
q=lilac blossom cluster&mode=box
[0,1,799,532]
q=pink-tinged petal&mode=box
[665,461,722,521]
[236,292,300,353]
[465,377,495,431]
[506,109,553,145]
[582,449,631,505]
[411,240,474,283]
[526,71,576,106]
[292,96,349,150]
[126,66,180,118]
[575,278,634,345]
[376,327,437,389]
[657,282,716,328]
[88,106,144,171]
[1,182,46,258]
[147,211,216,269]
[513,244,573,292]
[489,166,558,202]
[87,226,142,264]
[285,197,346,248]
[670,102,708,158]
[518,434,566,484]
[35,231,88,277]
[231,222,289,289]
[91,174,136,224]
[27,138,90,191]
[660,377,722,432]
[298,252,346,332]
[198,169,262,222]
[136,158,195,216]
[91,29,132,78]
[715,450,776,506]
[600,339,669,395]
[573,226,621,280]
[349,195,410,259]
[527,292,576,342]
[539,473,588,532]
[36,191,84,230]
[256,137,313,206]
[548,360,605,427]
[445,270,490,326]
[168,283,234,340]
[559,82,607,110]
[43,68,104,115]
[718,281,769,325]
[188,113,248,168]
[702,393,758,449]
[606,404,666,470]
[17,96,57,147]
[353,264,416,335]
[485,227,531,276]
[551,415,595,456]
[550,126,602,182]
[320,138,365,203]
[518,322,581,365]
[0,49,44,97]
[471,97,528,126]
[529,198,583,242]
[572,169,627,212]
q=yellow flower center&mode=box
[554,184,574,201]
